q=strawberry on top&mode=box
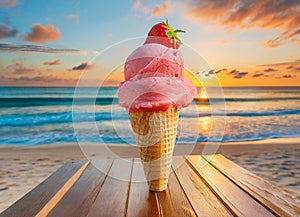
[144,19,185,49]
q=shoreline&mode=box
[0,137,299,212]
[1,137,300,158]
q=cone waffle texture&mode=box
[130,108,179,191]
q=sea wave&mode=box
[0,111,127,127]
[0,97,118,107]
[0,129,299,146]
[195,97,300,103]
[1,109,300,127]
[181,109,300,118]
[1,96,300,107]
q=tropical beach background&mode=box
[0,0,300,212]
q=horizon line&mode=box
[1,85,300,88]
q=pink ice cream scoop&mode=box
[118,43,197,113]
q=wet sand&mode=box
[0,137,299,212]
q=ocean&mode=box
[0,86,299,146]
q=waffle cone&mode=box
[130,108,179,191]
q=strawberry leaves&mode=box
[163,18,185,49]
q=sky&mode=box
[0,0,299,86]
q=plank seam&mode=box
[124,158,134,217]
[88,159,115,211]
[171,163,198,217]
[34,160,90,217]
[184,156,238,217]
[155,192,163,217]
[202,155,283,217]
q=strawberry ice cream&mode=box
[118,19,196,191]
[118,43,196,113]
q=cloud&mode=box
[215,68,227,74]
[198,69,215,78]
[257,59,300,67]
[252,73,265,77]
[256,60,300,76]
[21,24,59,43]
[282,74,292,78]
[151,2,170,16]
[132,0,141,10]
[265,28,300,48]
[281,74,295,78]
[0,43,88,54]
[43,59,60,65]
[132,0,170,17]
[199,68,249,79]
[105,33,113,38]
[186,0,300,47]
[188,0,237,22]
[264,68,277,72]
[71,62,96,71]
[0,0,17,8]
[0,24,18,38]
[212,38,229,45]
[234,71,248,79]
[9,75,78,85]
[65,14,79,24]
[226,69,248,78]
[6,62,35,75]
[0,74,104,86]
[293,38,300,46]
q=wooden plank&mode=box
[35,161,90,217]
[47,159,113,217]
[0,160,88,217]
[172,157,233,217]
[187,155,276,217]
[126,158,160,217]
[156,164,196,217]
[88,159,133,217]
[203,154,300,217]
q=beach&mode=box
[1,86,300,212]
[1,138,300,213]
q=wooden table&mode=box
[1,155,299,217]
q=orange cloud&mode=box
[264,68,277,72]
[71,62,96,71]
[105,33,113,38]
[0,43,92,54]
[132,0,170,17]
[264,28,300,48]
[226,70,248,79]
[189,0,237,22]
[257,59,300,69]
[200,68,249,79]
[65,14,79,24]
[151,2,170,17]
[0,0,17,8]
[43,59,60,65]
[274,74,296,79]
[21,24,59,43]
[132,0,141,10]
[0,24,18,38]
[6,62,35,75]
[0,75,78,86]
[186,0,300,47]
[215,68,227,74]
[252,73,265,78]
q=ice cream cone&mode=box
[130,108,179,191]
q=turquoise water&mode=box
[0,86,299,146]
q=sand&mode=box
[0,138,300,212]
